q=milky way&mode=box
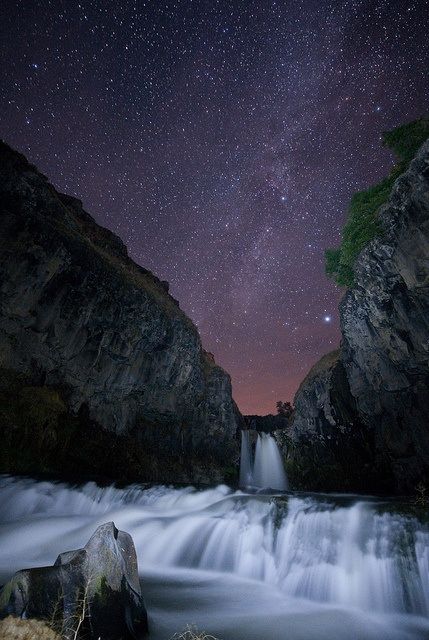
[1,0,428,413]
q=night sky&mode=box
[1,1,428,414]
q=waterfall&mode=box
[0,476,428,618]
[253,433,288,491]
[239,430,254,487]
[1,476,429,639]
[239,431,288,491]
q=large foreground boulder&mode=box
[0,522,148,640]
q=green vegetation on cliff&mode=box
[325,118,429,287]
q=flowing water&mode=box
[253,432,288,491]
[239,431,288,491]
[239,430,253,488]
[0,476,429,639]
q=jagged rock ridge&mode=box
[0,141,241,483]
[282,140,429,493]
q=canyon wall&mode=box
[0,141,241,483]
[282,140,429,493]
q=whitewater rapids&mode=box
[0,476,428,639]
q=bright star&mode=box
[324,315,332,323]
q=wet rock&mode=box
[0,522,148,640]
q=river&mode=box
[0,476,428,639]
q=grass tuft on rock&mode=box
[170,625,221,640]
[0,616,60,640]
[325,117,429,287]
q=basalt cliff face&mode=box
[283,140,429,494]
[0,141,241,483]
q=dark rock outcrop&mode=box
[281,351,394,492]
[0,522,148,640]
[283,140,429,494]
[0,141,241,483]
[244,413,289,433]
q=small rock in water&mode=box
[0,522,148,640]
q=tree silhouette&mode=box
[276,401,293,418]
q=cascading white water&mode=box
[0,476,428,639]
[239,430,253,487]
[253,432,288,491]
[239,430,288,491]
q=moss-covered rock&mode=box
[0,522,148,640]
[325,117,429,287]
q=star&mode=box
[1,0,426,414]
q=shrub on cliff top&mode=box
[325,117,429,287]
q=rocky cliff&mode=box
[0,141,241,483]
[283,139,429,494]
